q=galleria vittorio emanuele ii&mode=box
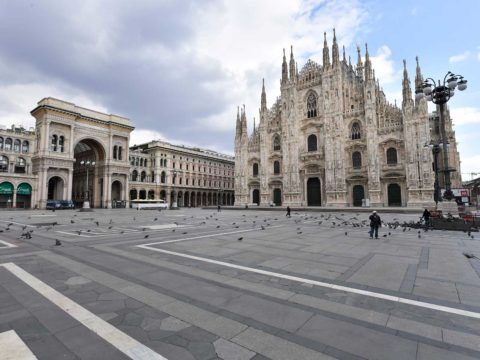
[234,30,462,208]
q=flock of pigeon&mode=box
[0,210,477,249]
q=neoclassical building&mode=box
[129,141,235,207]
[234,31,461,207]
[0,97,235,209]
[0,97,132,209]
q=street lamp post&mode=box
[171,169,177,209]
[415,71,467,202]
[80,160,96,210]
[425,143,441,205]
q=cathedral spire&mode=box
[289,46,296,80]
[343,45,346,63]
[402,59,413,107]
[356,44,363,79]
[323,32,330,69]
[235,106,241,136]
[332,28,339,66]
[364,43,372,80]
[261,78,267,111]
[281,48,288,84]
[415,56,423,90]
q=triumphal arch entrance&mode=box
[31,98,134,209]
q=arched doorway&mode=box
[273,188,282,206]
[252,189,260,205]
[197,193,201,206]
[185,192,190,207]
[352,185,364,207]
[202,192,207,206]
[207,193,212,205]
[17,183,32,209]
[191,192,196,207]
[160,190,166,200]
[0,182,14,208]
[112,181,122,201]
[148,190,155,199]
[307,178,321,206]
[388,183,402,206]
[130,189,137,200]
[178,191,183,207]
[48,177,64,200]
[72,139,105,208]
[139,190,146,200]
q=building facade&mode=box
[0,97,235,209]
[129,141,235,207]
[234,31,462,207]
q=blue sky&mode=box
[0,0,478,177]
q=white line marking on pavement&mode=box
[0,240,18,248]
[0,220,35,228]
[142,226,281,246]
[0,330,37,360]
[0,262,168,360]
[137,245,480,320]
[55,231,92,238]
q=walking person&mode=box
[422,208,431,228]
[286,206,291,218]
[369,210,381,239]
[217,204,221,212]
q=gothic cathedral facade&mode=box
[234,31,461,208]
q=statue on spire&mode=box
[332,28,339,66]
[323,32,330,69]
[281,48,288,84]
[289,46,296,81]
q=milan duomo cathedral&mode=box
[234,30,462,207]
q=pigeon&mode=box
[108,226,113,229]
[345,232,348,236]
[154,218,158,221]
[297,231,302,234]
[144,234,149,239]
[109,219,113,224]
[388,232,391,236]
[216,225,220,228]
[261,225,265,230]
[237,237,243,241]
[71,220,75,224]
[182,232,188,235]
[120,231,124,234]
[383,234,387,238]
[77,231,82,235]
[55,239,62,246]
[172,229,176,232]
[95,221,99,226]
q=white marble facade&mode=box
[234,31,462,207]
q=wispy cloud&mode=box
[450,107,480,126]
[449,51,470,63]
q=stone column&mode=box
[12,190,17,209]
[43,120,50,153]
[67,168,73,200]
[39,168,48,209]
[124,174,130,208]
[106,173,112,208]
[69,125,75,154]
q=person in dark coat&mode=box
[286,206,291,218]
[369,211,381,239]
[422,208,431,227]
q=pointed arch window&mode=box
[141,171,146,182]
[253,163,259,177]
[113,145,118,160]
[118,146,123,160]
[387,147,398,165]
[351,122,361,140]
[352,151,362,169]
[307,92,317,118]
[273,160,281,175]
[161,171,166,183]
[307,134,317,152]
[132,170,138,181]
[273,135,281,151]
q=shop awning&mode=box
[17,183,32,195]
[0,182,13,195]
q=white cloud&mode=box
[450,107,480,126]
[369,45,399,85]
[460,155,480,175]
[449,51,470,63]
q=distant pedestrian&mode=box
[422,208,431,227]
[369,211,381,239]
[217,205,221,212]
[286,206,291,218]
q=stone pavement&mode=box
[0,208,479,359]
